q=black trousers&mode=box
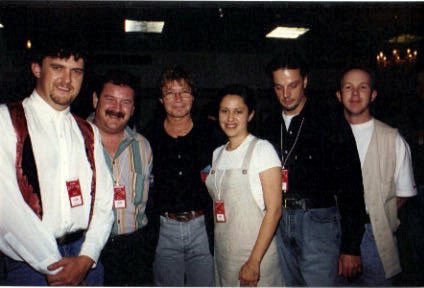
[100,225,157,286]
[0,252,5,284]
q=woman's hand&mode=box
[239,259,260,286]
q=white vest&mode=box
[362,119,401,278]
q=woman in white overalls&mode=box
[206,85,283,286]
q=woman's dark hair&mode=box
[218,84,256,114]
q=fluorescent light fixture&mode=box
[125,19,164,33]
[266,26,309,39]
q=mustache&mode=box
[105,110,125,118]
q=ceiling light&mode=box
[0,23,4,29]
[125,19,164,33]
[266,26,309,39]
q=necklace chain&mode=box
[280,117,305,168]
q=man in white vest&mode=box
[336,66,417,285]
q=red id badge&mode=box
[113,185,126,209]
[282,168,289,193]
[214,200,226,223]
[66,179,84,208]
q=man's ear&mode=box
[130,104,135,117]
[303,75,308,89]
[92,92,99,109]
[371,90,378,102]
[31,63,41,79]
[336,91,342,103]
[248,110,255,122]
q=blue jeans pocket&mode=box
[308,207,338,223]
[305,207,340,243]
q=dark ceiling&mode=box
[0,1,423,66]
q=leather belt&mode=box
[108,228,143,243]
[161,210,204,222]
[283,197,335,210]
[56,230,84,245]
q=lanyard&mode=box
[213,145,229,200]
[280,117,304,168]
[112,157,122,186]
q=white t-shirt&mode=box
[212,134,282,210]
[282,112,295,130]
[350,118,416,198]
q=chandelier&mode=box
[376,48,418,68]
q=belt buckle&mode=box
[283,198,298,209]
[176,212,192,222]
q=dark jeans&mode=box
[4,236,103,286]
[100,225,156,286]
[276,206,341,286]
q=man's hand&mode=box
[239,259,260,286]
[338,254,362,279]
[47,255,94,286]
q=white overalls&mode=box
[206,137,282,286]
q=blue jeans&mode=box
[276,206,341,286]
[4,236,103,286]
[337,223,394,286]
[153,215,214,286]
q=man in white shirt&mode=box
[336,66,417,285]
[0,39,114,285]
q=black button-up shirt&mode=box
[261,97,366,255]
[145,119,221,214]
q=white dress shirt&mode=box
[0,91,114,275]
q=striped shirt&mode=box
[97,125,152,235]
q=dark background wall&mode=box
[0,2,423,285]
[0,1,422,131]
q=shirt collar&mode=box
[350,117,374,130]
[28,89,71,122]
[281,97,308,121]
[123,126,138,141]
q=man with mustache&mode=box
[0,37,114,285]
[90,70,153,286]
